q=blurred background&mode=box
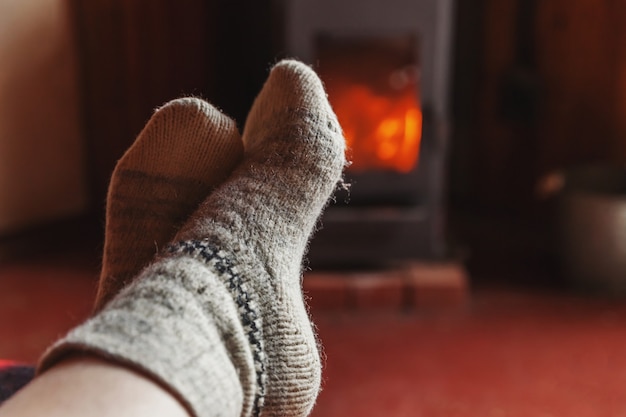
[3,0,626,415]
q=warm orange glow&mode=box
[329,84,422,173]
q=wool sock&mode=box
[95,97,243,311]
[38,60,346,417]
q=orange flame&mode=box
[329,83,422,173]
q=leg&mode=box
[0,357,189,417]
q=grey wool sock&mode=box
[95,97,243,311]
[38,60,346,417]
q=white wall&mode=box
[285,0,455,120]
[0,0,87,234]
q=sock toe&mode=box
[243,60,343,159]
[131,97,241,180]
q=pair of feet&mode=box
[39,60,346,417]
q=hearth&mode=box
[283,0,456,267]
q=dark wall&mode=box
[450,0,626,217]
[71,0,283,212]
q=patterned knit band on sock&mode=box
[38,60,347,417]
[95,97,243,311]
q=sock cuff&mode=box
[166,239,268,415]
[38,256,258,417]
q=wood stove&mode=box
[281,0,456,267]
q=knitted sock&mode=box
[171,59,346,416]
[95,97,243,311]
[38,60,346,417]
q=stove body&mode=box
[283,0,456,267]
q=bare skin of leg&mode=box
[0,357,191,417]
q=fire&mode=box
[316,35,422,173]
[328,82,422,173]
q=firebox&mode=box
[317,35,422,177]
[283,0,455,267]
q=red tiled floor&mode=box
[3,250,626,416]
[0,254,97,363]
[311,291,626,416]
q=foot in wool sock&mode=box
[169,59,346,416]
[96,97,243,310]
[38,60,346,417]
